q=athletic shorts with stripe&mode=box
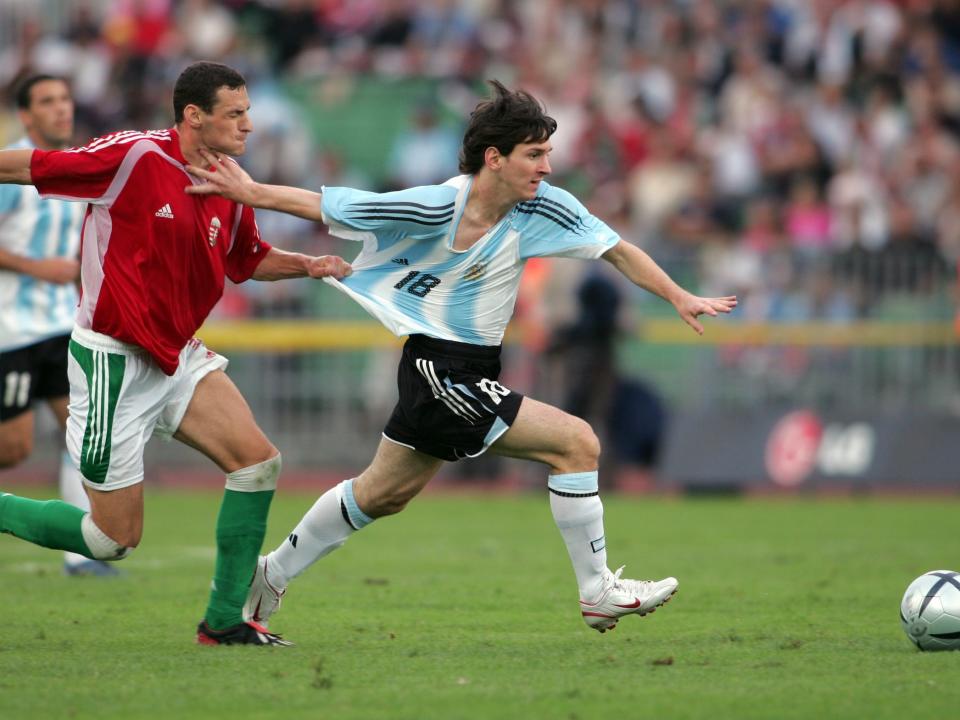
[0,334,71,422]
[383,335,524,462]
[65,327,227,491]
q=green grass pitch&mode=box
[1,489,959,719]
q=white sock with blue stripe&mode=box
[549,471,608,603]
[267,478,373,588]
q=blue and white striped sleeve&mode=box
[518,184,619,260]
[321,184,456,242]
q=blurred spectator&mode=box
[806,81,857,169]
[0,0,952,342]
[385,100,460,188]
[664,163,730,250]
[784,175,834,257]
[261,0,323,72]
[741,196,785,255]
[828,158,889,250]
[935,157,960,263]
[571,99,624,187]
[546,270,666,483]
[178,0,237,60]
[756,101,828,199]
[411,0,477,49]
[628,124,697,237]
[610,96,652,172]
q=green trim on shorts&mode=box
[69,339,126,484]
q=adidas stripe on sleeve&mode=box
[321,185,458,248]
[30,130,172,204]
[517,183,619,260]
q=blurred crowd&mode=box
[0,0,958,328]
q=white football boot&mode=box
[243,556,286,628]
[579,566,679,633]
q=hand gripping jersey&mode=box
[30,128,270,374]
[0,137,85,352]
[321,175,619,345]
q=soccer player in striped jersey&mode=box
[188,81,737,634]
[0,62,351,646]
[0,75,117,576]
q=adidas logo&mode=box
[391,257,410,265]
[155,203,174,219]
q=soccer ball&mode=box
[900,570,960,651]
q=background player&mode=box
[0,75,116,576]
[187,80,736,635]
[0,62,351,645]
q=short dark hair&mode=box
[458,80,557,174]
[15,74,68,110]
[173,62,246,123]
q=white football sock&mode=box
[266,479,373,588]
[59,450,91,566]
[549,471,608,603]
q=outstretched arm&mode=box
[0,150,35,185]
[251,247,351,282]
[185,149,323,222]
[602,239,737,335]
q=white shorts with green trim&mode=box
[65,327,227,491]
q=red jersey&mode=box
[30,128,270,374]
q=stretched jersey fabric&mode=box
[321,175,619,345]
[0,138,85,352]
[30,128,270,374]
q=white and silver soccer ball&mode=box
[900,570,960,651]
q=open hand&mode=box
[184,148,258,205]
[674,293,738,335]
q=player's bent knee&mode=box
[225,453,281,492]
[563,418,601,469]
[80,515,135,561]
[583,428,602,464]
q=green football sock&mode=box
[203,489,274,630]
[0,493,92,556]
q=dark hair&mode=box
[15,75,68,110]
[459,80,557,174]
[173,62,246,123]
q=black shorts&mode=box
[384,335,524,462]
[0,333,71,421]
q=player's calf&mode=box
[0,493,132,560]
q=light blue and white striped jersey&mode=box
[321,175,619,345]
[0,137,85,352]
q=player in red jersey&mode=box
[0,62,350,646]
